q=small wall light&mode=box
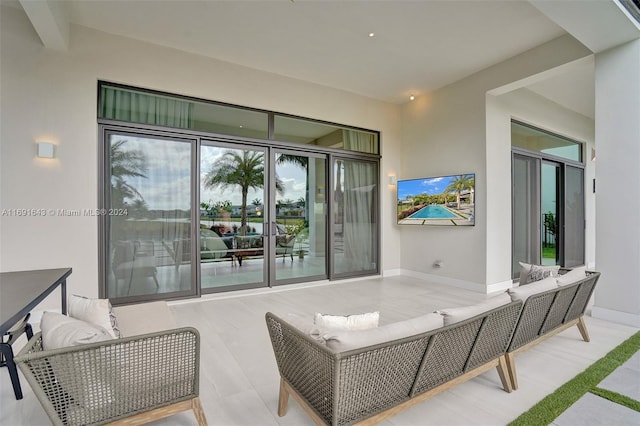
[37,142,55,158]
[409,94,415,101]
[388,175,397,185]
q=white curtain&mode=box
[340,131,377,272]
[101,86,193,128]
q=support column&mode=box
[593,39,640,327]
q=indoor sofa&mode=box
[265,299,522,426]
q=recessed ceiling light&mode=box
[368,32,375,38]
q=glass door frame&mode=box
[199,138,270,294]
[329,154,380,279]
[100,122,381,302]
[99,126,200,304]
[269,148,329,286]
[511,146,586,279]
[541,160,562,267]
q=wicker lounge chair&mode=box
[15,302,207,426]
[266,300,522,426]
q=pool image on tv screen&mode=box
[396,174,475,226]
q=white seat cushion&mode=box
[111,301,176,337]
[508,276,558,302]
[436,292,511,326]
[323,313,444,352]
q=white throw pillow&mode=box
[557,266,588,286]
[436,292,512,326]
[508,276,558,302]
[69,294,120,338]
[40,311,113,350]
[323,313,443,352]
[314,311,379,331]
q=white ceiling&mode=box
[12,0,597,115]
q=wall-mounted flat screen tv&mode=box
[397,174,475,226]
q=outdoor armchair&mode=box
[16,313,206,425]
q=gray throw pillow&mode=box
[519,262,560,284]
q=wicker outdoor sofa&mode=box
[15,301,207,426]
[265,268,600,426]
[505,270,601,389]
[265,300,523,426]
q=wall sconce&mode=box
[388,175,397,185]
[37,142,55,158]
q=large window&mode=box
[99,83,380,302]
[99,82,378,154]
[511,121,585,279]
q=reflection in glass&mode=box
[512,121,582,162]
[107,135,192,298]
[200,145,266,289]
[564,166,585,267]
[541,162,560,266]
[100,84,268,139]
[274,115,379,154]
[512,154,540,277]
[334,159,377,274]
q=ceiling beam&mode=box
[529,0,640,53]
[19,0,69,51]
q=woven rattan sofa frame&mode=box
[266,300,522,426]
[505,271,600,390]
[15,327,207,426]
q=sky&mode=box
[397,174,473,200]
[116,136,306,210]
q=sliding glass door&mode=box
[104,131,197,302]
[199,142,267,291]
[564,166,585,267]
[271,151,328,285]
[332,157,378,277]
[512,154,540,276]
[541,161,560,266]
[511,153,585,279]
[101,128,379,302]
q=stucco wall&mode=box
[0,5,402,311]
[399,35,592,292]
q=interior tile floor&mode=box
[1,275,638,425]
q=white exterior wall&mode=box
[0,6,402,311]
[593,39,640,327]
[400,35,592,292]
[487,87,596,276]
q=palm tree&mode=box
[444,174,474,209]
[277,153,309,218]
[110,140,147,209]
[204,150,283,234]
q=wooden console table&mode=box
[0,267,72,399]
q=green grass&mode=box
[542,246,556,260]
[508,331,640,426]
